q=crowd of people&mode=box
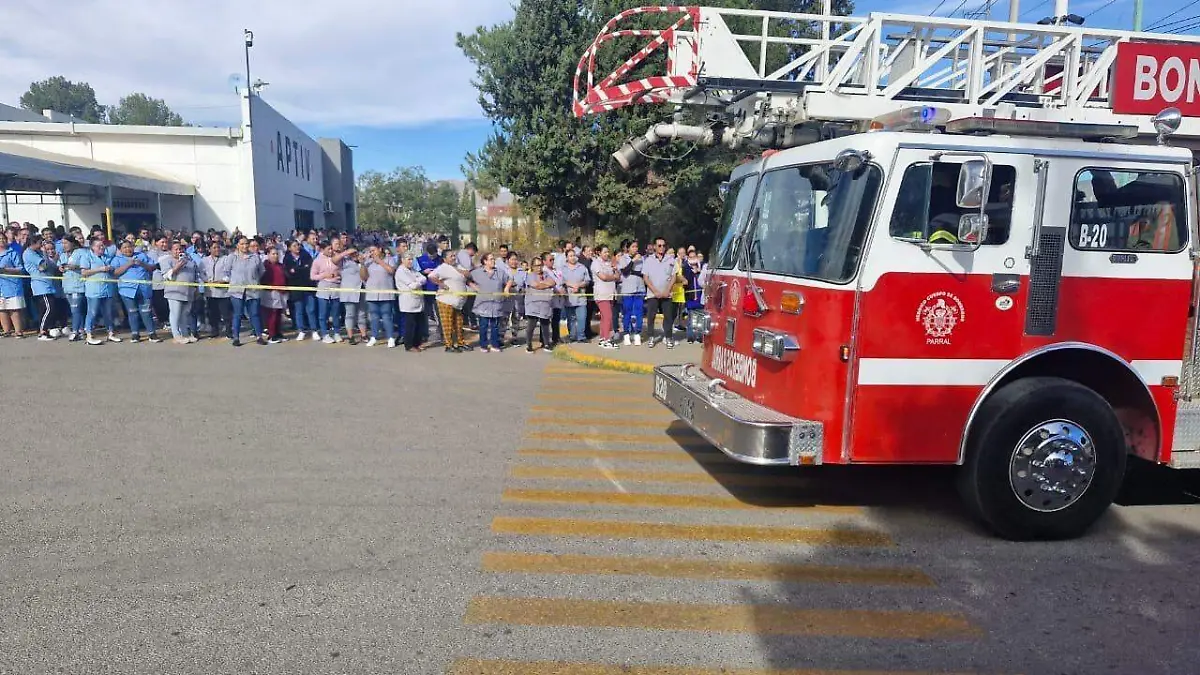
[0,220,710,353]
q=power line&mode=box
[1150,12,1200,30]
[1019,0,1051,19]
[946,0,970,17]
[1084,0,1120,18]
[1166,17,1200,31]
[1147,0,1200,29]
[929,0,952,15]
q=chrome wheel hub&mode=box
[1009,419,1097,513]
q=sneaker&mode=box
[187,336,199,344]
[526,346,535,354]
[147,333,163,343]
[86,334,102,346]
[633,334,641,346]
[107,333,122,343]
[623,334,631,346]
[666,339,676,350]
[67,331,78,342]
[366,337,377,347]
[478,347,489,353]
[296,331,307,342]
[48,328,61,338]
[387,338,397,349]
[687,338,695,344]
[232,339,242,347]
[542,346,553,353]
[256,337,268,346]
[174,337,189,345]
[37,334,54,341]
[267,337,282,345]
[333,334,343,343]
[349,336,358,346]
[489,346,502,353]
[322,335,335,344]
[646,337,656,348]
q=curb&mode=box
[553,344,656,375]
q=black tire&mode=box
[958,376,1127,540]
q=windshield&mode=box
[711,173,760,269]
[744,161,882,283]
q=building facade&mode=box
[0,94,355,236]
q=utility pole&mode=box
[243,29,254,128]
[1133,0,1143,30]
[1008,0,1019,23]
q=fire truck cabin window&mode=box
[712,174,760,270]
[744,162,882,283]
[1070,169,1186,253]
[888,162,1015,245]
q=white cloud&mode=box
[0,0,515,127]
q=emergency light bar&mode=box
[868,106,951,132]
[944,117,1139,141]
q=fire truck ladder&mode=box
[575,6,1200,166]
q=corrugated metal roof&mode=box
[0,142,195,196]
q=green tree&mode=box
[107,93,185,126]
[355,167,465,234]
[457,0,852,250]
[19,76,105,123]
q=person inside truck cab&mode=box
[925,165,1014,245]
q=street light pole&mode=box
[243,29,254,128]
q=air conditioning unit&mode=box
[323,201,334,214]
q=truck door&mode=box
[848,149,1039,463]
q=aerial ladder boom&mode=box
[574,6,1200,168]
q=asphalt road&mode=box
[1,336,1199,675]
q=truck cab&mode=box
[654,115,1197,539]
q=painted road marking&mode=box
[529,405,675,417]
[518,448,735,464]
[525,417,672,429]
[501,488,860,514]
[480,551,934,586]
[542,384,651,393]
[491,517,892,547]
[537,394,651,405]
[464,597,981,639]
[447,659,980,675]
[526,432,705,446]
[508,465,809,488]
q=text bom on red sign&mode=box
[1113,41,1200,116]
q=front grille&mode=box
[1025,227,1065,336]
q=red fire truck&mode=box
[575,6,1200,539]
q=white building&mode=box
[0,95,355,236]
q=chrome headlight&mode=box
[689,310,713,337]
[751,328,800,362]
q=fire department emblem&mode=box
[916,291,966,345]
[729,282,741,307]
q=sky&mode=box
[1,0,1195,181]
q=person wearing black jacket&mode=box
[283,240,317,340]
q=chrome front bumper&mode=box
[652,363,824,466]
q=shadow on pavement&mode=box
[663,424,1200,673]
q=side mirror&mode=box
[956,160,990,209]
[957,213,989,245]
[717,182,731,201]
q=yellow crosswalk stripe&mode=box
[491,517,892,547]
[542,384,650,393]
[543,368,641,377]
[480,551,934,587]
[446,658,979,672]
[537,394,652,404]
[529,405,674,417]
[464,597,981,639]
[525,432,704,446]
[508,465,805,488]
[448,659,979,675]
[517,448,735,464]
[525,417,670,429]
[502,488,861,514]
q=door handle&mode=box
[991,274,1020,294]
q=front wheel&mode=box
[959,376,1127,540]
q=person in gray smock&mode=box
[522,254,557,353]
[640,238,677,347]
[338,252,366,345]
[560,250,591,343]
[468,252,511,352]
[161,241,200,343]
[359,245,397,348]
[227,236,266,347]
[201,242,233,339]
